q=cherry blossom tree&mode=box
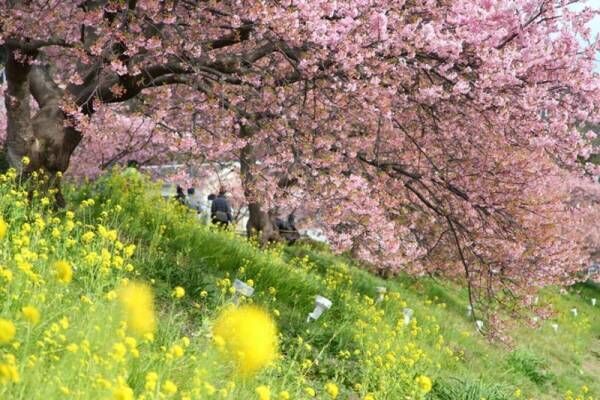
[1,0,599,310]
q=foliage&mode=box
[431,377,512,400]
[507,349,554,386]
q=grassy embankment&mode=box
[0,169,597,399]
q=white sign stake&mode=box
[475,320,484,331]
[232,279,254,305]
[570,308,578,317]
[375,286,387,303]
[403,308,414,325]
[307,295,332,322]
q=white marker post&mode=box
[475,320,484,331]
[307,295,332,322]
[403,308,414,325]
[467,305,473,317]
[551,323,559,333]
[232,279,254,305]
[570,308,578,317]
[376,286,387,303]
[592,298,597,307]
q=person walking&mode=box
[211,189,232,227]
[175,185,186,205]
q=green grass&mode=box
[1,168,595,399]
[66,171,600,400]
[432,377,513,400]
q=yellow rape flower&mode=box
[21,306,40,325]
[162,380,177,395]
[113,384,134,400]
[0,217,7,239]
[212,305,278,375]
[169,344,184,358]
[117,282,156,336]
[145,371,158,391]
[54,260,73,283]
[0,319,16,343]
[279,391,290,400]
[82,231,95,243]
[0,355,19,383]
[124,244,136,257]
[325,382,339,399]
[172,286,185,299]
[255,385,271,400]
[415,375,432,393]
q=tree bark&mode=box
[240,142,280,246]
[3,45,82,206]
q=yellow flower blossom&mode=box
[162,380,177,395]
[169,344,184,358]
[145,372,158,391]
[172,286,185,299]
[54,260,73,283]
[21,306,40,325]
[113,384,134,400]
[0,360,19,383]
[256,385,271,400]
[0,319,16,343]
[212,305,278,375]
[117,282,156,336]
[0,217,7,239]
[325,382,339,399]
[82,231,95,243]
[278,390,290,400]
[415,375,432,393]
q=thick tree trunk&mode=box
[3,46,82,206]
[4,46,35,170]
[240,142,280,246]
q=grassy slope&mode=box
[72,172,599,400]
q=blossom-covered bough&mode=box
[1,0,599,317]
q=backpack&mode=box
[214,211,229,222]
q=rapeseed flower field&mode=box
[0,168,597,399]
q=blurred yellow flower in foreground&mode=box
[213,305,278,375]
[117,282,156,336]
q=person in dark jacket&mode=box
[275,212,300,244]
[211,189,232,227]
[175,185,186,205]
